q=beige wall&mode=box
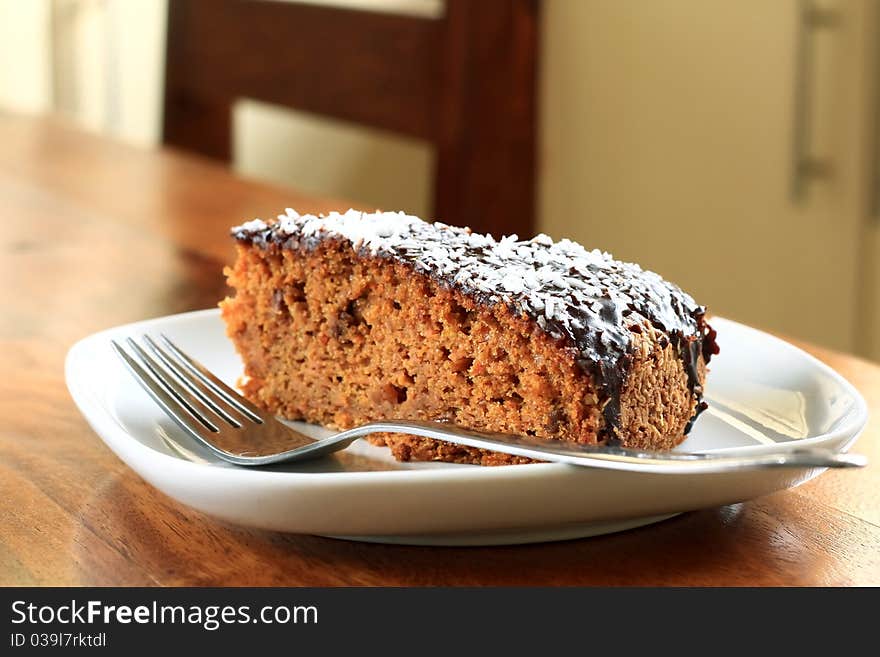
[535,0,876,357]
[48,0,167,145]
[0,0,52,114]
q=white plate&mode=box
[65,310,868,546]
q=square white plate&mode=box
[65,310,867,545]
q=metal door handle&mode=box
[791,0,839,203]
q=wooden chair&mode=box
[162,0,539,237]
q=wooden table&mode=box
[1,114,878,586]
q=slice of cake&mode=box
[220,209,718,466]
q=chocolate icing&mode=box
[232,209,719,441]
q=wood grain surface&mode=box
[1,114,877,586]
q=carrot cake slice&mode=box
[220,209,718,465]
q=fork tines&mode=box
[111,334,264,443]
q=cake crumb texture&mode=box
[221,210,716,465]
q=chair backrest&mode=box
[162,0,538,237]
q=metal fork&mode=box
[110,335,867,474]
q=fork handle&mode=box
[328,420,866,474]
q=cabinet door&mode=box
[540,0,873,352]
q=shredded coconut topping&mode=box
[232,208,701,352]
